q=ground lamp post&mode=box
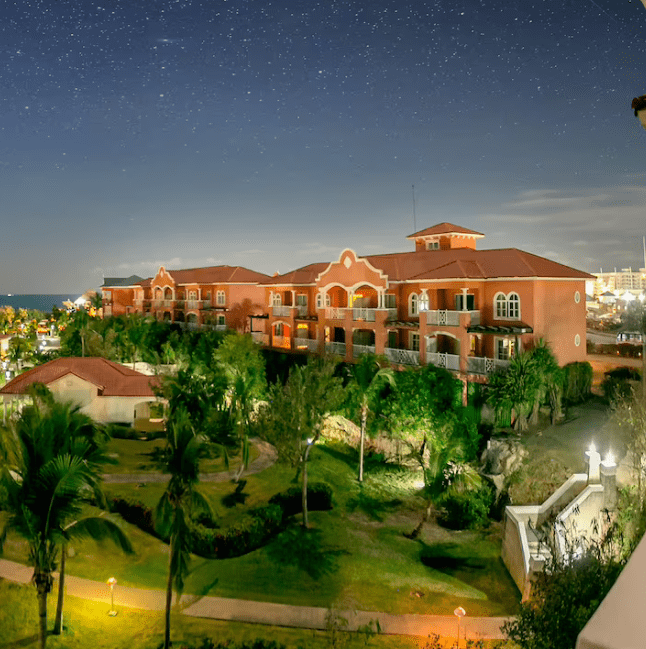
[454,606,466,648]
[107,577,117,616]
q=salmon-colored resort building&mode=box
[102,223,593,386]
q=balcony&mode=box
[426,310,480,327]
[186,300,203,310]
[251,332,269,345]
[163,300,174,307]
[353,344,376,357]
[294,338,319,352]
[152,300,163,308]
[215,324,227,331]
[426,352,460,371]
[295,305,308,317]
[352,307,376,322]
[272,335,291,350]
[385,347,420,366]
[272,305,292,317]
[467,356,511,375]
[384,308,398,320]
[325,341,346,356]
[325,307,346,320]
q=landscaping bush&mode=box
[268,482,334,519]
[189,504,284,559]
[105,422,138,439]
[602,367,641,403]
[179,639,287,649]
[437,485,493,530]
[109,496,159,537]
[562,361,593,404]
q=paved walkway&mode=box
[0,559,510,641]
[102,439,278,484]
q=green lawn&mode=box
[1,440,521,619]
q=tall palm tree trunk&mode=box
[406,501,432,540]
[358,404,367,483]
[302,442,315,528]
[164,544,174,649]
[35,572,50,649]
[53,546,66,635]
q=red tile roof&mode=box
[0,358,159,397]
[260,262,330,285]
[407,223,485,238]
[166,265,271,285]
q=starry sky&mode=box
[2,0,646,293]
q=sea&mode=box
[0,294,80,313]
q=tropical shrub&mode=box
[562,361,593,404]
[437,484,493,530]
[602,367,641,403]
[268,481,334,519]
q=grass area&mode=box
[103,437,260,475]
[1,441,521,619]
[0,580,515,649]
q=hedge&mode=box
[562,361,593,404]
[108,482,334,559]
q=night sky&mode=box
[2,0,646,293]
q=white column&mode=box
[461,287,469,311]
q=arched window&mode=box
[188,290,197,301]
[274,322,283,337]
[495,293,507,318]
[409,293,419,316]
[272,293,282,307]
[418,292,429,312]
[507,293,520,319]
[216,290,226,306]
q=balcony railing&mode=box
[467,356,510,375]
[272,305,292,317]
[384,308,398,320]
[353,344,376,357]
[215,324,227,331]
[186,300,203,310]
[295,338,319,352]
[325,307,346,320]
[251,332,269,345]
[385,347,420,366]
[352,307,376,322]
[152,300,163,307]
[163,300,174,307]
[426,352,460,371]
[295,305,308,317]
[325,341,346,356]
[272,335,291,350]
[426,310,480,327]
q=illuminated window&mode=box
[272,293,282,307]
[274,322,283,336]
[495,338,515,360]
[418,293,429,311]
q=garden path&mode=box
[0,558,510,641]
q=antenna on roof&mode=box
[412,184,417,233]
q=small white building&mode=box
[0,357,161,425]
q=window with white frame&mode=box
[426,241,439,250]
[274,322,283,337]
[216,290,226,306]
[495,338,515,360]
[384,294,396,308]
[188,290,197,301]
[409,293,419,316]
[217,315,226,326]
[272,293,282,306]
[410,332,420,351]
[103,290,111,301]
[494,292,520,320]
[296,294,307,306]
[418,292,429,312]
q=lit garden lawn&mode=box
[1,441,521,620]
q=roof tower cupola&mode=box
[407,222,485,252]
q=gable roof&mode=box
[259,262,330,285]
[0,358,159,397]
[162,265,271,285]
[102,276,145,287]
[407,223,485,239]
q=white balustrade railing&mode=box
[352,307,376,322]
[385,347,420,366]
[163,300,174,307]
[384,308,398,320]
[215,324,227,331]
[251,332,269,345]
[426,310,461,326]
[325,307,346,320]
[272,305,292,317]
[426,352,460,371]
[272,335,291,350]
[467,356,510,374]
[353,344,375,357]
[325,341,346,356]
[152,300,163,307]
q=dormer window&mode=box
[426,241,440,250]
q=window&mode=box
[217,315,226,326]
[188,290,197,301]
[494,292,520,320]
[410,332,420,352]
[296,294,307,306]
[418,292,429,312]
[409,293,419,316]
[426,241,439,250]
[575,291,581,304]
[384,294,396,308]
[216,290,226,306]
[103,291,111,301]
[455,294,475,311]
[272,293,281,306]
[574,334,581,347]
[274,322,283,337]
[496,338,515,360]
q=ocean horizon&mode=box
[0,294,81,313]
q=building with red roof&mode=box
[254,223,593,384]
[101,265,271,332]
[0,357,161,425]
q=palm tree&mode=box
[156,409,211,649]
[347,354,395,482]
[0,390,132,648]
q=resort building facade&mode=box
[252,223,592,380]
